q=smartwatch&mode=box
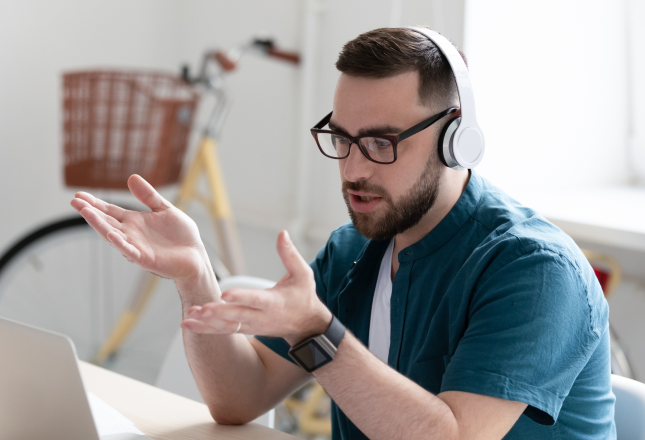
[288,315,346,373]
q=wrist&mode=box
[285,306,333,346]
[288,314,346,373]
[175,249,220,311]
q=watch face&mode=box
[289,339,333,373]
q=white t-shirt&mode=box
[368,238,395,364]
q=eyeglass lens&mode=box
[316,133,394,163]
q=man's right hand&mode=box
[70,174,210,285]
[70,175,308,424]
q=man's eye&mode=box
[333,136,350,144]
[375,139,392,148]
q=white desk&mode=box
[79,361,296,440]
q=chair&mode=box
[155,276,277,428]
[613,374,645,439]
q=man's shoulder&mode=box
[471,176,582,269]
[468,177,607,334]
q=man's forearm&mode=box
[313,333,458,440]
[181,331,269,423]
[175,265,273,424]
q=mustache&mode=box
[342,181,391,202]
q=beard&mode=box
[342,156,442,241]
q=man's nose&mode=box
[340,142,374,182]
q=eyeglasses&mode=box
[310,107,458,164]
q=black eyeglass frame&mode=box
[310,107,458,164]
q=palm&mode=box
[120,208,203,279]
[70,175,209,282]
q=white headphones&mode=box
[406,27,485,170]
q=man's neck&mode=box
[390,170,470,279]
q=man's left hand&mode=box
[181,230,332,346]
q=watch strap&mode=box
[324,314,346,348]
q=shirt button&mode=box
[405,251,411,255]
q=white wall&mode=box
[464,0,631,200]
[627,0,645,183]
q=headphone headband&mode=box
[405,27,485,169]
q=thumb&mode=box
[276,231,310,278]
[128,174,172,212]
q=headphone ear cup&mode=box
[438,117,461,168]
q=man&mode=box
[71,27,615,439]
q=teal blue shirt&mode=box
[257,172,616,439]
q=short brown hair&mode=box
[336,27,466,111]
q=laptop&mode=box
[0,316,153,440]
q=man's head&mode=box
[336,27,464,113]
[330,27,466,240]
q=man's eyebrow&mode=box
[328,120,402,136]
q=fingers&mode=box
[186,302,262,334]
[70,197,86,213]
[181,318,241,335]
[127,174,172,212]
[182,305,244,334]
[276,230,311,278]
[75,204,140,264]
[106,231,141,263]
[73,198,124,230]
[72,192,126,222]
[201,302,262,323]
[72,192,142,265]
[221,288,271,310]
[78,205,127,244]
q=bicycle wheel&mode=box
[0,215,183,382]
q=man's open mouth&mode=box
[348,193,383,213]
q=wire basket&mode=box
[63,70,200,189]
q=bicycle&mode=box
[0,37,299,380]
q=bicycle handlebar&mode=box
[213,50,237,71]
[211,39,300,72]
[265,48,300,64]
[181,36,299,85]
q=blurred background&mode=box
[0,0,644,438]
